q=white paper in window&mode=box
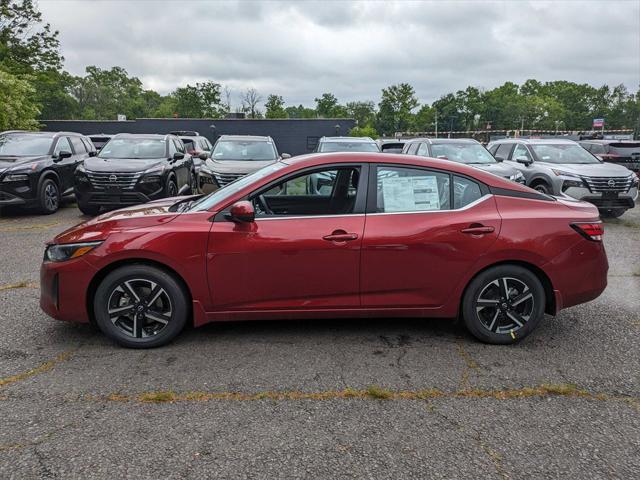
[381,175,440,212]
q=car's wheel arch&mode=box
[528,175,552,190]
[458,260,556,318]
[86,258,193,326]
[37,169,61,191]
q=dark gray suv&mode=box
[488,138,639,217]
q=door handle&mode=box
[461,225,495,235]
[323,230,359,242]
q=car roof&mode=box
[320,136,376,143]
[112,133,172,140]
[2,130,84,138]
[217,135,272,142]
[491,138,577,145]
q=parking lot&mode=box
[0,203,638,478]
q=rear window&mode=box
[609,143,640,155]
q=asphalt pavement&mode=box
[0,201,638,479]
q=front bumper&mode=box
[561,186,637,210]
[40,257,97,323]
[0,178,38,206]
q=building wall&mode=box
[40,118,356,156]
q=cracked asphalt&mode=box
[1,202,639,479]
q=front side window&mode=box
[495,143,513,161]
[589,144,606,155]
[253,167,360,217]
[53,137,72,156]
[376,166,450,213]
[0,134,53,156]
[416,143,429,156]
[431,143,496,165]
[212,140,277,161]
[69,136,86,153]
[512,144,532,161]
[99,138,167,160]
[531,144,599,164]
[173,139,185,153]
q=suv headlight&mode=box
[140,165,165,183]
[2,173,29,182]
[631,173,639,187]
[509,171,524,182]
[551,169,581,180]
[75,164,90,182]
[44,241,103,262]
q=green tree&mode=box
[349,125,378,139]
[315,92,348,118]
[345,100,375,127]
[167,81,225,119]
[264,94,288,118]
[412,105,436,132]
[285,104,316,119]
[377,83,419,135]
[0,68,39,129]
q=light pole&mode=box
[334,124,341,136]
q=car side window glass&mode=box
[376,166,450,213]
[69,136,86,153]
[253,167,360,217]
[488,144,498,155]
[453,176,483,209]
[53,137,72,156]
[512,144,532,161]
[408,143,420,155]
[416,143,429,156]
[590,144,606,155]
[81,137,94,152]
[173,139,185,153]
[495,143,512,160]
[168,140,177,156]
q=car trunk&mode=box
[604,142,640,172]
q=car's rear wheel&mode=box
[462,265,545,344]
[38,178,60,214]
[93,265,189,348]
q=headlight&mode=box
[140,165,165,183]
[631,173,639,187]
[44,241,103,262]
[509,172,524,181]
[551,169,581,180]
[2,173,29,182]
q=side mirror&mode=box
[494,156,503,162]
[88,151,97,157]
[227,200,255,223]
[198,152,209,160]
[53,150,72,162]
[515,156,533,166]
[281,153,291,159]
[173,152,185,161]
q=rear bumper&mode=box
[40,257,96,323]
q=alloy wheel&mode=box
[475,277,534,334]
[44,183,59,211]
[107,279,172,338]
[168,181,177,197]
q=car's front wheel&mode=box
[532,182,551,195]
[462,265,545,344]
[93,265,189,348]
[165,176,178,198]
[189,171,198,194]
[38,178,60,214]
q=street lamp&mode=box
[334,124,341,135]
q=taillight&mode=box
[571,222,604,242]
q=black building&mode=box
[40,118,356,156]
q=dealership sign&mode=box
[593,118,605,128]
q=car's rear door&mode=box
[361,164,501,308]
[207,163,368,310]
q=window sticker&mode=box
[381,175,440,212]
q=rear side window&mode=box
[454,176,483,209]
[376,166,450,213]
[495,143,513,160]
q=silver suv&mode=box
[487,138,639,217]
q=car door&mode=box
[52,136,77,193]
[361,164,501,308]
[171,139,189,187]
[207,164,368,310]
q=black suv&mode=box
[0,130,95,214]
[74,134,195,215]
[171,131,213,180]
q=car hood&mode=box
[83,157,166,173]
[470,162,518,177]
[0,155,49,171]
[52,196,190,244]
[540,162,633,177]
[204,159,276,174]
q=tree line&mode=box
[1,0,638,137]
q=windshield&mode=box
[99,138,166,159]
[189,162,286,211]
[319,141,380,153]
[0,134,52,156]
[212,140,277,161]
[531,144,600,164]
[431,143,496,164]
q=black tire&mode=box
[532,182,551,195]
[600,209,625,218]
[189,171,198,194]
[165,176,178,198]
[38,178,60,214]
[78,202,101,216]
[462,265,545,344]
[93,265,189,348]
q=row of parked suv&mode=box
[1,130,638,218]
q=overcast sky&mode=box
[40,0,640,107]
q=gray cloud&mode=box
[40,0,640,108]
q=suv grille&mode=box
[86,171,141,190]
[583,176,633,193]
[214,172,245,186]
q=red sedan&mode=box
[40,153,608,348]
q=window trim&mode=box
[213,162,370,222]
[366,163,490,215]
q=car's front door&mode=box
[361,164,501,308]
[52,136,77,193]
[207,164,367,310]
